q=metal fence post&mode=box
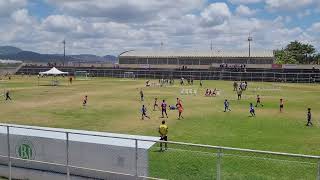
[309,74,311,84]
[135,139,138,178]
[66,132,70,180]
[7,126,12,180]
[317,160,320,180]
[216,148,222,180]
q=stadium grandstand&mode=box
[0,59,23,75]
[118,50,275,65]
[15,49,320,83]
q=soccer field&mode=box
[0,76,319,155]
[1,76,320,179]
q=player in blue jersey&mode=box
[141,105,150,120]
[224,99,231,112]
[250,103,255,117]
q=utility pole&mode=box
[62,39,66,66]
[248,34,253,64]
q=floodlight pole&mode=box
[210,40,213,51]
[62,40,66,67]
[247,35,253,64]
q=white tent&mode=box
[39,67,68,75]
[39,67,68,86]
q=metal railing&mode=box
[0,124,320,180]
[17,67,320,83]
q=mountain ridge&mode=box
[0,46,117,63]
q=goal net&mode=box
[75,71,89,80]
[123,72,136,80]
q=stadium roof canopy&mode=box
[120,50,274,58]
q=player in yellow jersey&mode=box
[159,120,168,151]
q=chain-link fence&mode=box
[0,124,319,180]
[17,67,320,83]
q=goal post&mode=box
[75,71,89,80]
[123,72,136,80]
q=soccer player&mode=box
[200,80,203,87]
[140,89,144,101]
[5,90,11,101]
[205,89,209,96]
[83,95,88,106]
[159,120,168,151]
[255,95,263,107]
[169,105,177,110]
[69,77,73,84]
[306,108,313,126]
[212,88,217,97]
[146,80,150,87]
[177,103,184,119]
[280,99,284,112]
[141,105,150,120]
[180,78,184,86]
[237,88,242,100]
[250,103,255,117]
[224,99,231,112]
[153,98,159,111]
[233,81,238,91]
[176,98,182,108]
[161,100,168,118]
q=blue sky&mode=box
[0,0,319,55]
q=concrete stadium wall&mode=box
[0,164,143,180]
[0,134,150,180]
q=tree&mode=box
[274,50,297,64]
[312,53,320,64]
[275,41,317,64]
[285,41,316,64]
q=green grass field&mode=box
[0,76,319,179]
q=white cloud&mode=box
[266,0,314,11]
[0,1,319,55]
[42,15,83,33]
[0,0,27,17]
[235,5,257,16]
[11,9,32,25]
[308,22,320,32]
[200,3,232,26]
[273,16,292,24]
[47,0,205,22]
[297,9,311,19]
[229,0,262,4]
